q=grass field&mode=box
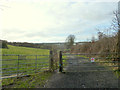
[2,45,49,55]
[2,45,50,76]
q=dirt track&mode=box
[45,55,119,88]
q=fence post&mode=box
[59,51,63,72]
[49,51,53,71]
[17,55,19,78]
[35,55,37,72]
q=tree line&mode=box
[0,40,54,50]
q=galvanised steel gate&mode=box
[2,51,59,79]
[2,54,50,78]
[59,51,119,73]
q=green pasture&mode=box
[2,45,50,76]
[2,45,49,55]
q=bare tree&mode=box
[111,11,120,32]
[65,34,75,49]
[98,31,104,40]
[111,10,120,58]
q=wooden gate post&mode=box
[49,51,53,71]
[59,51,63,72]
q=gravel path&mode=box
[45,55,119,88]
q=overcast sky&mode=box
[0,0,118,43]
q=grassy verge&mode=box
[2,71,52,88]
[94,57,120,78]
[76,55,89,59]
[62,55,67,69]
[98,61,120,78]
[113,70,120,79]
[76,54,120,78]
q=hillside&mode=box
[2,45,49,55]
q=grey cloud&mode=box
[1,2,118,43]
[2,29,24,33]
[70,2,116,21]
[25,31,48,37]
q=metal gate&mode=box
[59,51,119,73]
